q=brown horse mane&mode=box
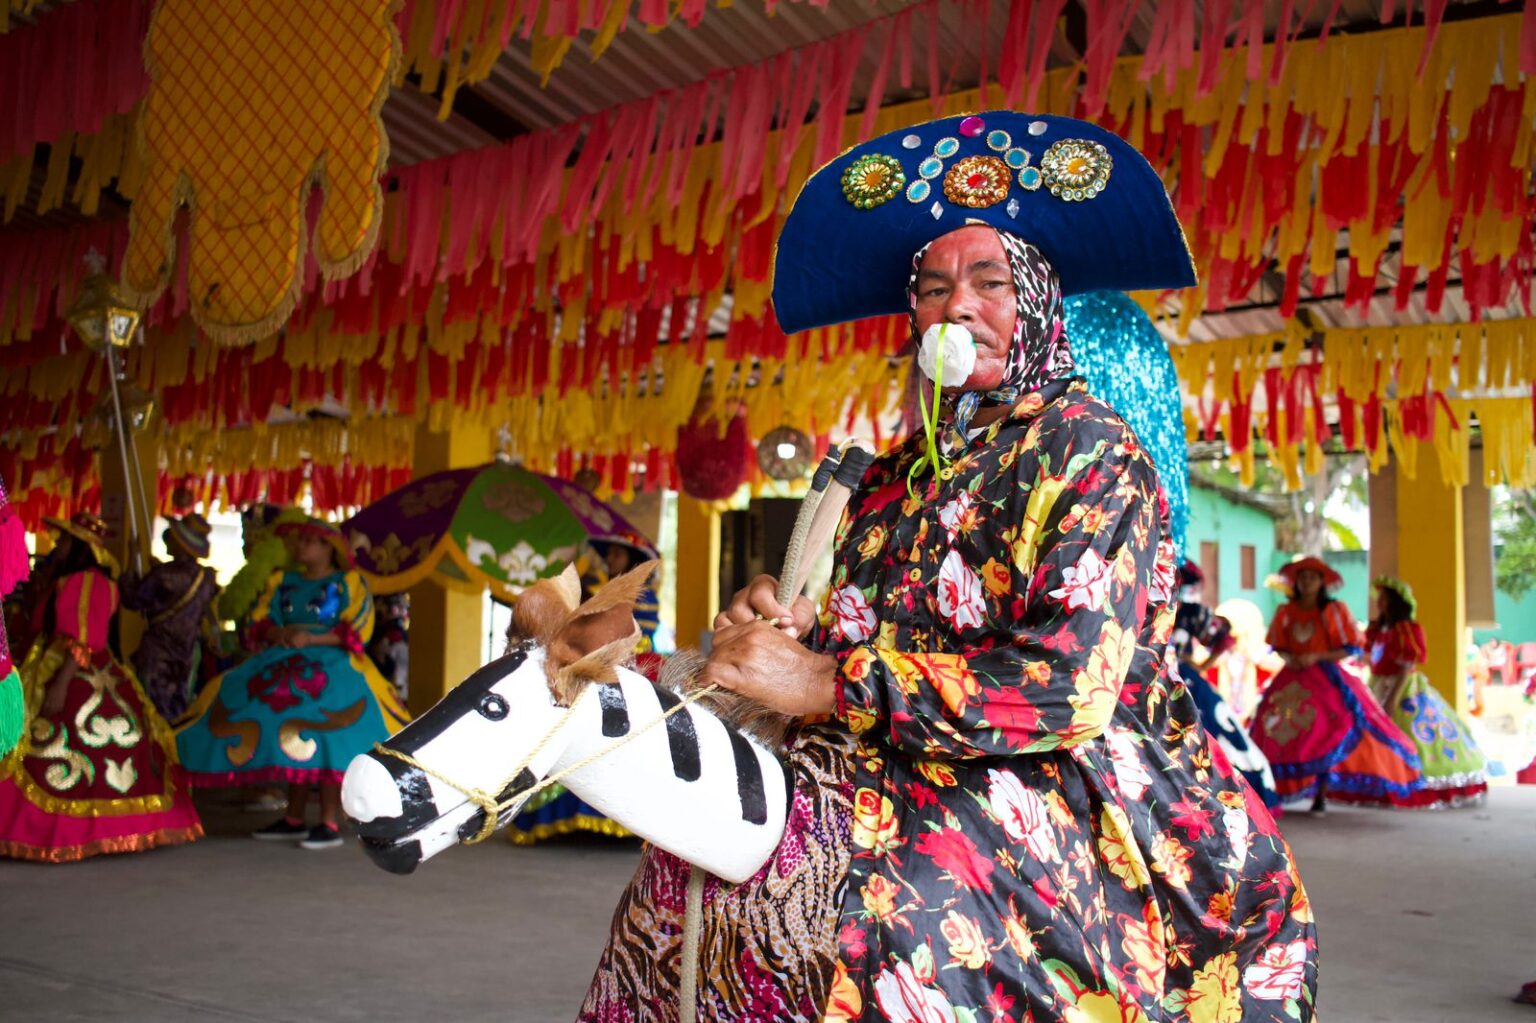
[506,564,791,747]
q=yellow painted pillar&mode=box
[1393,452,1466,713]
[406,423,491,718]
[673,496,720,651]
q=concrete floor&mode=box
[1,788,1532,1023]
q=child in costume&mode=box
[1250,556,1423,812]
[1365,576,1487,808]
[177,518,409,850]
[1173,561,1280,806]
[0,514,203,862]
[121,513,221,721]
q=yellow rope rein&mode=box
[371,681,722,845]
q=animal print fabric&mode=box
[577,726,857,1022]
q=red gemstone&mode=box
[967,172,987,189]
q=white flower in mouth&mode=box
[917,322,976,387]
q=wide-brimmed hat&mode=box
[275,518,352,568]
[163,513,212,560]
[772,111,1196,333]
[43,512,120,576]
[1276,555,1343,591]
[1372,575,1418,618]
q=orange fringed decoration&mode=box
[122,0,398,344]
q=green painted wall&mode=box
[1184,486,1281,615]
[1186,486,1372,624]
[1474,556,1536,646]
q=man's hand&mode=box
[714,574,817,639]
[701,620,837,717]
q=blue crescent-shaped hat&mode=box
[772,111,1196,334]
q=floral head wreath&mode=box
[1372,575,1418,618]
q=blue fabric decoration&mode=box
[773,112,1196,334]
[1066,290,1189,555]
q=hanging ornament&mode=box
[676,406,751,501]
[755,426,814,481]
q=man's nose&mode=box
[944,288,978,323]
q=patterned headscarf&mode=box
[907,227,1073,453]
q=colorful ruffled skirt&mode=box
[175,645,408,786]
[506,785,633,844]
[1369,672,1487,808]
[1250,661,1424,806]
[0,641,203,863]
[1179,663,1280,807]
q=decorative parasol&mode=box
[344,463,658,602]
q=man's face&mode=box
[913,225,1018,394]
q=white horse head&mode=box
[341,564,790,882]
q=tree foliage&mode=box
[1494,489,1536,601]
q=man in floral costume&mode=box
[581,112,1317,1023]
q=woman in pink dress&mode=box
[0,514,203,862]
[1250,557,1423,813]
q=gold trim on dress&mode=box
[0,823,203,864]
[4,638,184,818]
[505,813,634,846]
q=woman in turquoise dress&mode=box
[176,518,408,849]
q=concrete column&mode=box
[673,495,720,651]
[1367,461,1398,582]
[1463,448,1497,630]
[1394,454,1466,712]
[406,423,491,718]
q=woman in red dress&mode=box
[1365,577,1487,808]
[1249,557,1423,813]
[0,514,203,862]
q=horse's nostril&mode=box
[477,693,509,721]
[341,754,404,823]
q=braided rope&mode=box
[370,679,722,845]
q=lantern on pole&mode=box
[66,250,152,573]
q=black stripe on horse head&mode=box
[456,768,540,843]
[597,683,629,737]
[652,687,701,782]
[352,752,440,840]
[726,730,768,825]
[387,649,529,755]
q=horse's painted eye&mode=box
[477,693,509,721]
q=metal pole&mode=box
[104,342,145,574]
[123,325,156,558]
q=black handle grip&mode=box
[810,452,841,492]
[833,447,875,488]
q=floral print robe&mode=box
[581,380,1317,1022]
[817,380,1316,1022]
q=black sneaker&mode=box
[252,818,308,840]
[299,824,343,850]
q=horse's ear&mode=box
[545,561,657,704]
[508,564,582,648]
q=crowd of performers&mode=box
[0,499,410,859]
[0,107,1522,1022]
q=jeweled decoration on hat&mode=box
[986,129,1012,151]
[1019,166,1043,190]
[933,137,960,158]
[958,116,985,137]
[842,153,905,209]
[1040,139,1111,201]
[906,179,932,203]
[1003,147,1031,169]
[918,156,945,180]
[943,155,1010,209]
